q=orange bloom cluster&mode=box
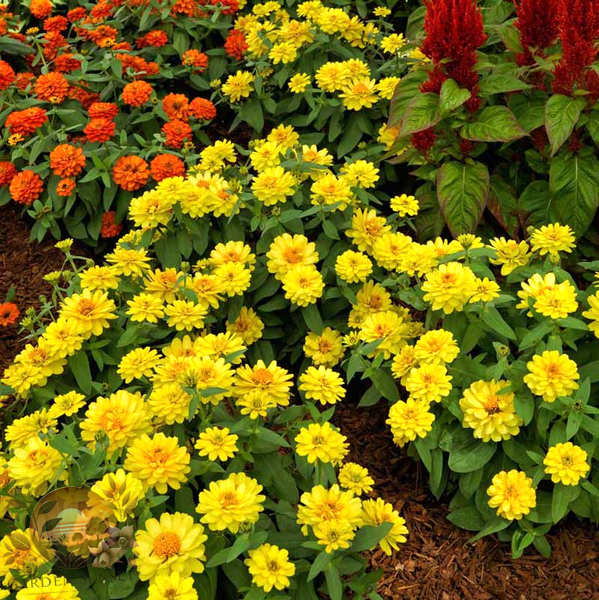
[116,53,159,78]
[88,102,118,120]
[49,144,86,177]
[122,80,153,106]
[0,302,19,327]
[0,162,17,187]
[0,59,15,90]
[182,49,209,72]
[150,154,186,182]
[112,155,150,191]
[5,107,48,137]
[162,119,192,149]
[56,177,76,197]
[162,93,189,120]
[43,15,68,33]
[136,30,168,48]
[190,97,217,120]
[35,71,69,103]
[30,0,52,19]
[83,101,118,144]
[224,29,247,60]
[100,210,123,238]
[54,54,81,73]
[9,170,44,205]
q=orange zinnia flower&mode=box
[101,210,123,238]
[35,71,69,103]
[88,102,118,120]
[224,29,247,60]
[9,171,44,205]
[0,302,19,327]
[67,7,86,21]
[182,49,208,71]
[49,144,86,177]
[5,107,48,136]
[122,80,153,107]
[56,177,76,196]
[112,156,150,191]
[162,93,190,121]
[54,53,81,73]
[30,0,52,19]
[0,161,17,186]
[14,72,34,91]
[136,30,168,49]
[43,15,68,32]
[84,118,116,143]
[150,154,186,182]
[190,98,216,120]
[162,119,192,149]
[0,59,15,90]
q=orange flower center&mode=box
[252,368,274,385]
[153,532,181,557]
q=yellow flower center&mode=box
[152,532,181,557]
[484,396,501,415]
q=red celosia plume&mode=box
[420,0,487,111]
[553,0,599,94]
[514,0,560,65]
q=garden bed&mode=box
[2,207,598,600]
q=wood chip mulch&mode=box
[2,203,599,600]
[0,204,87,372]
[334,401,599,600]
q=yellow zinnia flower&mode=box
[487,470,536,520]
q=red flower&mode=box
[101,211,123,238]
[162,119,192,148]
[224,29,247,60]
[420,0,487,110]
[0,302,19,327]
[553,0,599,95]
[514,0,560,65]
[411,128,437,154]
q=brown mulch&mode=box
[2,203,599,599]
[334,402,599,600]
[0,204,83,372]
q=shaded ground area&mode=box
[334,402,599,600]
[0,205,76,371]
[2,203,599,600]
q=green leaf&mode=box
[370,369,399,401]
[487,175,518,237]
[482,307,517,341]
[549,150,599,236]
[69,352,93,394]
[551,483,580,522]
[399,93,441,137]
[107,572,138,599]
[447,505,485,531]
[461,106,527,142]
[324,565,343,600]
[437,161,490,236]
[448,439,497,473]
[389,70,429,127]
[350,523,393,552]
[307,551,333,581]
[439,79,471,114]
[302,304,324,335]
[479,74,531,95]
[545,95,586,155]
